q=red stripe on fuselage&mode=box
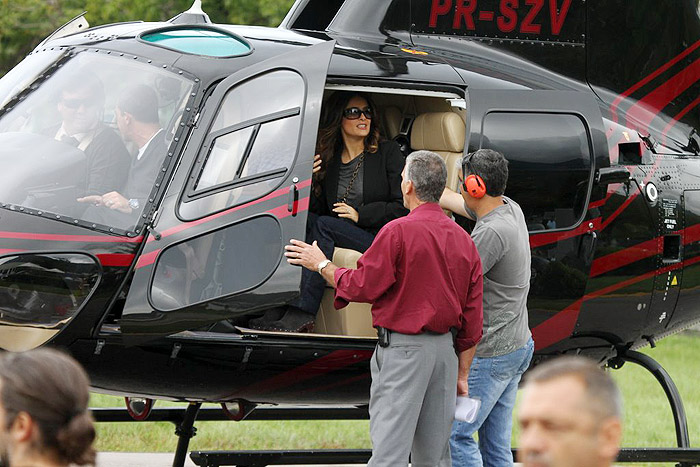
[533,252,700,351]
[0,249,25,255]
[96,253,136,267]
[531,299,582,350]
[590,238,658,277]
[136,196,310,269]
[0,231,142,243]
[529,218,600,249]
[626,58,700,133]
[662,95,700,146]
[135,250,159,269]
[147,179,312,243]
[610,39,700,123]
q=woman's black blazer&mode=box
[311,140,408,234]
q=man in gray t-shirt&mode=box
[440,148,534,467]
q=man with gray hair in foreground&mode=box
[517,356,623,467]
[286,150,484,466]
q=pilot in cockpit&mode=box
[52,72,130,197]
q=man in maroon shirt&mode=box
[286,150,483,466]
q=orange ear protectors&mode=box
[463,155,486,199]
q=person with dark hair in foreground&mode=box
[517,356,623,467]
[285,150,483,466]
[0,348,96,467]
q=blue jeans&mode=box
[290,215,375,315]
[450,337,534,467]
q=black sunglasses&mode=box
[61,97,99,110]
[343,106,373,120]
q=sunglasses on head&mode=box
[61,97,99,110]
[343,107,373,120]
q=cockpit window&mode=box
[0,51,194,235]
[141,28,251,58]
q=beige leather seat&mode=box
[315,248,375,337]
[383,106,403,139]
[410,112,466,193]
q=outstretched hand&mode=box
[285,239,328,272]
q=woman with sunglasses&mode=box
[252,91,408,332]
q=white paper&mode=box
[455,396,481,423]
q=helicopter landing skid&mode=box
[609,348,697,467]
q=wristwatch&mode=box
[317,259,332,274]
[128,198,140,210]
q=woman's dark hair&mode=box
[0,348,96,466]
[313,91,382,197]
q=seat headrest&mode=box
[383,106,402,139]
[410,112,465,153]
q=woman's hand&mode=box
[312,154,322,174]
[333,202,359,223]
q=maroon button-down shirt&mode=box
[334,203,483,353]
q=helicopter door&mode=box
[119,41,334,341]
[468,90,606,350]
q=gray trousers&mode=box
[368,331,457,467]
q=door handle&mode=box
[579,231,597,263]
[287,184,299,215]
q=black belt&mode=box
[375,327,457,348]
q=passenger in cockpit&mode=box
[251,91,408,332]
[78,84,166,229]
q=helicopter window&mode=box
[196,127,256,191]
[141,28,251,58]
[481,112,593,231]
[180,70,304,220]
[0,51,194,235]
[150,215,282,311]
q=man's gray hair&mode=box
[523,356,623,420]
[405,150,447,203]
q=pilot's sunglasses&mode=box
[343,107,373,120]
[61,97,99,110]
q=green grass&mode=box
[92,332,700,464]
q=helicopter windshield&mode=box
[0,50,194,234]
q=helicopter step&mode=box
[189,449,371,467]
[91,404,370,467]
[187,448,700,467]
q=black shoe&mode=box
[247,307,286,329]
[264,307,315,333]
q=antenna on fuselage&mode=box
[168,0,212,24]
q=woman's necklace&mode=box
[340,151,365,205]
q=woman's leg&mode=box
[294,216,374,314]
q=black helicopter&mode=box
[0,0,699,462]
